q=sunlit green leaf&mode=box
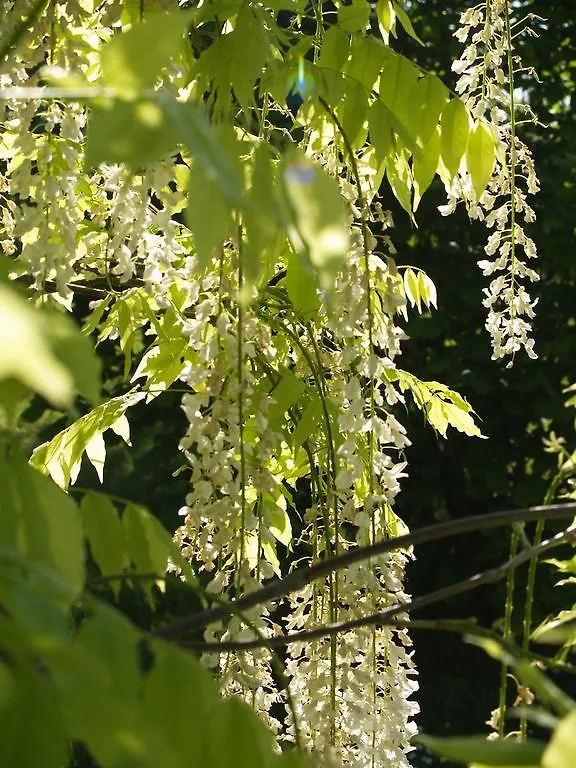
[266,501,292,548]
[467,119,496,200]
[379,53,420,129]
[376,0,396,43]
[338,0,370,33]
[283,151,349,293]
[393,0,424,45]
[30,391,146,490]
[163,100,245,207]
[369,99,394,167]
[404,268,421,311]
[413,127,441,210]
[285,250,321,318]
[386,148,414,221]
[440,98,470,178]
[269,371,307,430]
[100,11,194,94]
[532,609,576,646]
[143,641,217,766]
[344,36,386,93]
[410,74,449,148]
[187,158,233,272]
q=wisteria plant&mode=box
[0,1,566,767]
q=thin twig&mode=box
[179,527,576,651]
[154,502,576,639]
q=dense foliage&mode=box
[1,0,575,767]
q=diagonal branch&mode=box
[179,526,576,651]
[154,501,576,639]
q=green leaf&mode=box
[186,158,233,272]
[337,79,369,150]
[227,5,269,113]
[283,151,349,293]
[338,0,370,33]
[122,503,173,601]
[440,400,485,438]
[269,371,307,430]
[207,697,276,768]
[417,270,438,310]
[131,338,188,397]
[51,608,146,765]
[0,451,84,604]
[81,492,128,595]
[393,0,424,45]
[466,119,496,200]
[440,98,470,178]
[344,36,387,93]
[543,710,576,768]
[100,11,194,94]
[413,127,441,210]
[30,391,146,490]
[404,268,422,311]
[376,0,396,43]
[386,148,414,221]
[285,250,321,318]
[0,663,11,712]
[379,53,420,129]
[47,312,102,405]
[0,283,74,408]
[143,641,217,767]
[0,670,68,768]
[163,100,245,207]
[410,74,449,148]
[292,396,323,449]
[369,99,394,167]
[532,610,576,646]
[468,636,576,717]
[414,734,545,766]
[7,582,70,654]
[266,501,292,548]
[86,98,178,170]
[318,25,350,102]
[77,605,141,700]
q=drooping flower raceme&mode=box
[445,0,541,365]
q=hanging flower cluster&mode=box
[1,0,516,766]
[446,0,541,365]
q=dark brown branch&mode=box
[154,501,576,640]
[14,274,145,299]
[179,526,576,651]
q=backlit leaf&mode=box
[283,151,349,293]
[467,119,496,200]
[338,0,370,33]
[100,11,194,94]
[30,391,146,490]
[413,127,441,210]
[393,0,424,45]
[440,98,470,178]
[409,74,449,148]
